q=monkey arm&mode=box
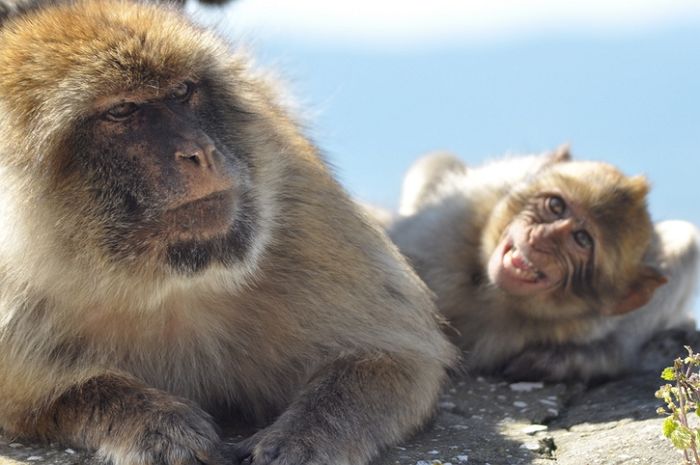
[500,337,629,382]
[234,352,447,465]
[3,371,225,465]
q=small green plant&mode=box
[656,346,700,465]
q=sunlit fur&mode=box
[0,2,457,465]
[390,151,698,381]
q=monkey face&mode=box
[94,82,236,233]
[0,1,282,276]
[483,160,659,310]
[65,79,260,274]
[487,192,595,297]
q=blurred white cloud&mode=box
[208,0,700,45]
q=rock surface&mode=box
[0,330,696,465]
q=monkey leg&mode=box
[16,373,226,465]
[234,353,445,465]
[644,220,699,328]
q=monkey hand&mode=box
[102,399,227,465]
[232,353,446,465]
[501,347,566,381]
[42,375,227,465]
[501,344,618,383]
[232,421,337,465]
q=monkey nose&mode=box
[529,220,573,245]
[551,219,575,236]
[175,143,217,169]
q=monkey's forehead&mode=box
[537,161,650,207]
[0,0,239,117]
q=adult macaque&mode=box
[0,2,457,465]
[0,0,230,20]
[390,151,698,382]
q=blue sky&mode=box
[192,0,700,313]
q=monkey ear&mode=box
[626,175,651,201]
[606,266,668,315]
[551,144,572,163]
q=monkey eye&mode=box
[547,195,566,217]
[105,102,140,121]
[573,230,594,249]
[168,81,194,102]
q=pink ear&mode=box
[605,266,668,315]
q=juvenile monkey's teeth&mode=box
[505,246,541,282]
[511,249,536,270]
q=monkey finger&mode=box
[231,435,257,464]
[246,431,317,465]
[194,449,228,465]
[231,448,252,464]
[502,350,556,382]
[252,441,313,465]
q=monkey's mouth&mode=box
[162,191,236,241]
[502,244,547,284]
[487,240,554,296]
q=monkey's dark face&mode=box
[68,80,258,274]
[0,1,273,276]
[487,192,595,297]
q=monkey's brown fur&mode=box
[0,2,457,465]
[391,153,697,381]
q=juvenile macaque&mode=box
[390,150,698,382]
[0,2,457,465]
